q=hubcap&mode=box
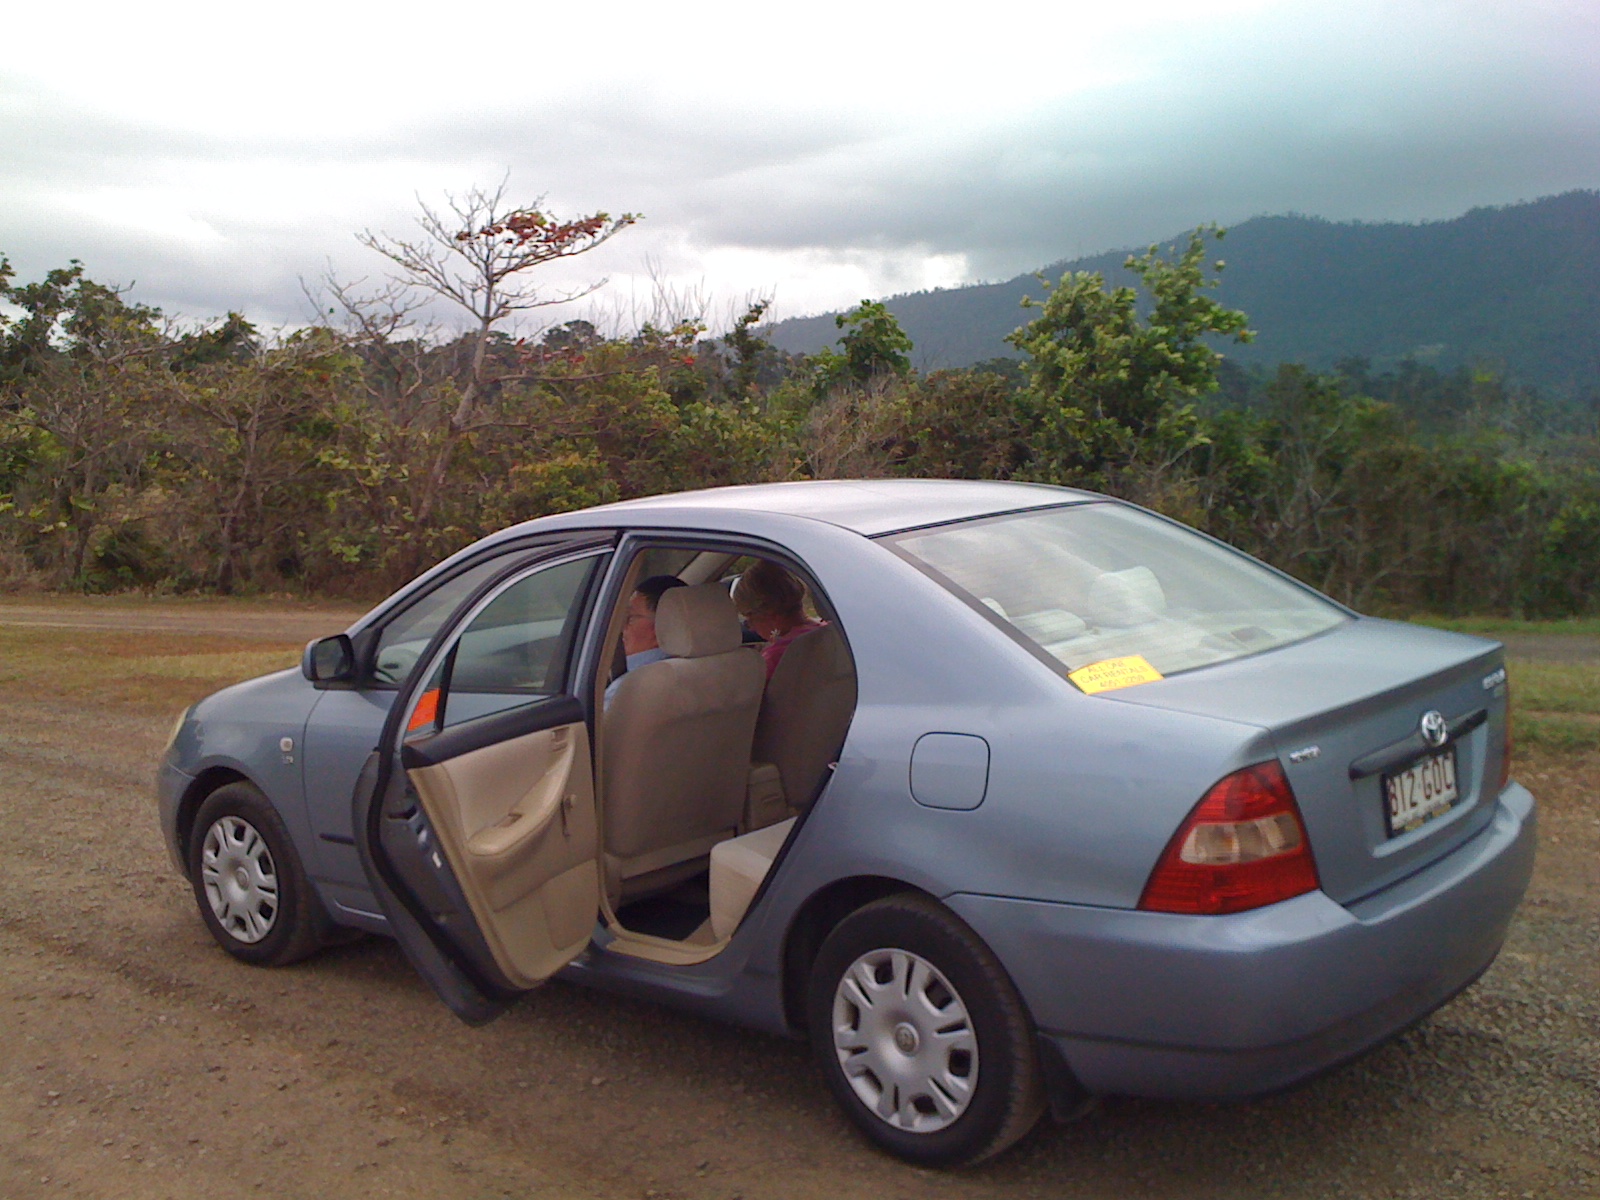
[831,948,977,1133]
[200,815,279,944]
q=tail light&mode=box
[1139,761,1319,915]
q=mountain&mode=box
[766,192,1600,397]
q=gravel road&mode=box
[0,602,1595,1199]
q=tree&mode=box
[1007,226,1252,491]
[357,180,636,429]
[345,181,638,565]
[812,300,913,393]
[723,300,776,399]
[0,258,165,387]
[164,334,351,593]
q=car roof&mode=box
[575,479,1099,537]
[358,480,1104,634]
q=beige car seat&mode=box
[602,583,764,901]
[709,817,795,939]
[1084,565,1166,627]
[752,625,856,810]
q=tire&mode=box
[188,782,329,967]
[806,892,1045,1166]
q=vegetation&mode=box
[2,196,1598,619]
[767,191,1600,408]
[1509,661,1600,752]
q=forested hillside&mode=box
[2,197,1597,617]
[768,192,1600,399]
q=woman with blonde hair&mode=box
[731,560,826,681]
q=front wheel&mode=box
[188,782,328,966]
[806,892,1045,1165]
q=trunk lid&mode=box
[1103,617,1511,905]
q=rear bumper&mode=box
[948,782,1536,1101]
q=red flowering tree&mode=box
[353,181,638,555]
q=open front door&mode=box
[355,550,607,1023]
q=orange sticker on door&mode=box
[408,688,441,732]
[1068,655,1164,695]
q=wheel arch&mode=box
[175,766,253,878]
[780,875,937,1033]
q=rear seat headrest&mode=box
[656,582,743,659]
[778,624,851,678]
[1084,566,1166,627]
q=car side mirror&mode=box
[302,634,356,683]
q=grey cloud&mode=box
[3,3,1597,330]
[659,43,1600,281]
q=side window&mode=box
[373,558,507,686]
[410,554,600,734]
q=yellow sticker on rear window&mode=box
[1068,655,1164,695]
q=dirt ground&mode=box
[1,600,1596,1200]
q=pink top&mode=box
[761,619,826,681]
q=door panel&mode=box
[355,545,610,1022]
[406,721,598,986]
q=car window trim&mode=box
[866,499,1097,540]
[599,529,851,650]
[359,531,618,689]
[405,545,610,734]
[402,694,587,770]
[422,550,607,733]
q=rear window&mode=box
[887,503,1349,678]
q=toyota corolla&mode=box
[156,479,1535,1164]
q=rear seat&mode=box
[752,625,856,810]
[709,818,795,938]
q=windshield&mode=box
[888,503,1349,680]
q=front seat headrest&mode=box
[656,582,743,659]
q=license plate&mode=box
[1383,747,1458,836]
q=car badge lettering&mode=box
[1419,710,1448,748]
[1481,667,1507,691]
[1287,745,1321,764]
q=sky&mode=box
[3,0,1598,338]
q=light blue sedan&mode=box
[156,480,1534,1164]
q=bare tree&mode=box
[358,179,637,431]
[351,180,637,559]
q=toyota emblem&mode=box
[1419,710,1448,748]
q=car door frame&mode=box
[353,535,615,1023]
[585,529,854,942]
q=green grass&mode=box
[1516,717,1600,751]
[1411,615,1600,637]
[1509,661,1600,714]
[1508,660,1600,752]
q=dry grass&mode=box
[0,625,299,713]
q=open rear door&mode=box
[355,548,608,1023]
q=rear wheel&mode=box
[806,892,1044,1165]
[188,782,328,966]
